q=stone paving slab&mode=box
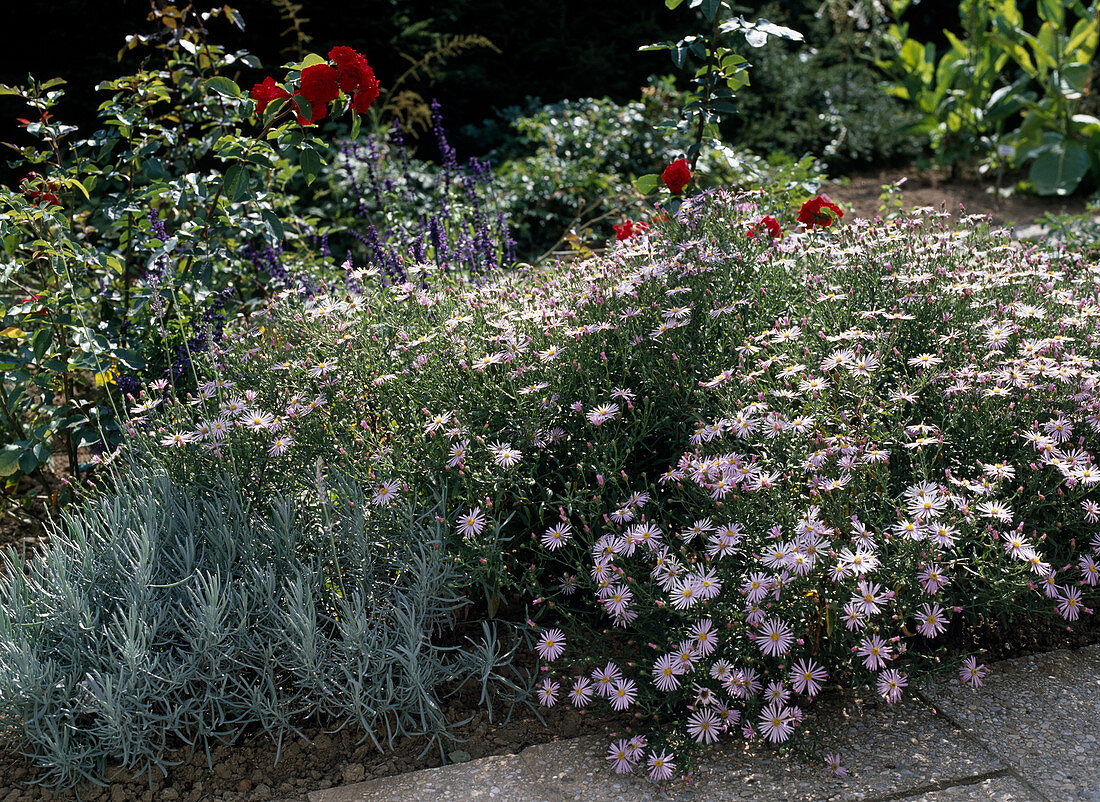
[309,697,1004,802]
[921,645,1100,802]
[895,776,1040,801]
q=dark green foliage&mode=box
[732,39,924,172]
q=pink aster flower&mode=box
[647,750,676,782]
[790,658,827,697]
[919,563,949,594]
[824,752,848,777]
[606,739,637,774]
[1079,555,1100,586]
[569,676,594,707]
[160,431,193,447]
[487,441,522,468]
[876,669,908,703]
[754,617,794,657]
[609,678,638,711]
[670,577,702,610]
[652,654,682,692]
[541,522,572,550]
[687,708,722,744]
[446,439,468,468]
[586,403,620,425]
[535,628,566,662]
[536,678,559,707]
[592,662,622,697]
[690,618,719,656]
[916,603,949,638]
[857,635,893,671]
[758,702,795,743]
[371,480,400,506]
[959,656,988,688]
[1057,586,1084,621]
[456,507,487,539]
[267,435,294,456]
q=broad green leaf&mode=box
[301,53,326,68]
[111,348,145,370]
[32,328,51,362]
[222,162,250,202]
[1067,15,1099,55]
[1029,139,1090,195]
[299,148,323,185]
[205,76,242,99]
[32,442,50,465]
[665,0,685,7]
[18,449,37,475]
[292,94,312,119]
[261,209,285,241]
[1062,63,1092,97]
[0,447,21,477]
[633,174,662,195]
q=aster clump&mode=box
[119,188,1099,789]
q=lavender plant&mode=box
[0,461,526,788]
[330,104,514,282]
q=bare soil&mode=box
[823,166,1095,228]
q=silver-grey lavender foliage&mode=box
[0,466,527,788]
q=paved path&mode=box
[306,645,1100,802]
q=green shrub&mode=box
[733,39,924,172]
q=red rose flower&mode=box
[747,215,782,239]
[661,158,692,194]
[249,76,290,115]
[299,63,339,106]
[291,93,328,126]
[20,174,62,207]
[612,220,649,241]
[328,46,372,94]
[797,195,844,229]
[351,64,380,113]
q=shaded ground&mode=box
[0,676,632,802]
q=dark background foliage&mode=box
[0,0,689,170]
[0,0,959,182]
